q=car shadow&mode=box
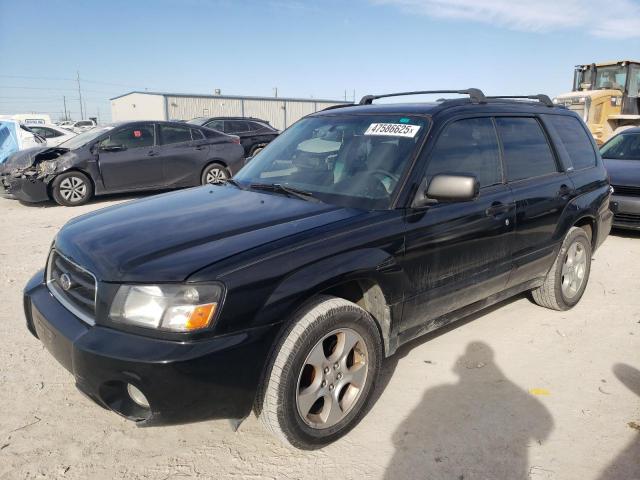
[381,340,554,480]
[16,189,179,209]
[596,363,640,480]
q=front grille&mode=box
[46,250,97,325]
[612,185,640,197]
[614,212,640,225]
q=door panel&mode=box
[159,125,210,187]
[98,124,163,190]
[399,116,515,336]
[401,185,515,334]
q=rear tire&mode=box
[256,295,382,450]
[249,144,267,157]
[201,163,229,185]
[531,227,592,311]
[51,171,93,206]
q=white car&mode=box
[69,120,97,133]
[26,124,78,147]
[0,119,46,164]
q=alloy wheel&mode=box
[296,328,369,429]
[561,241,587,298]
[205,167,227,184]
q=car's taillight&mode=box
[231,136,240,144]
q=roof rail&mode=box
[358,88,486,105]
[321,103,356,111]
[485,94,554,107]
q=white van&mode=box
[0,114,53,126]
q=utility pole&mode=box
[273,87,278,98]
[77,71,84,120]
[63,96,68,120]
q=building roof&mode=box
[110,91,350,104]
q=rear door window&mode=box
[547,115,596,170]
[159,124,193,145]
[426,117,502,188]
[495,117,558,181]
[205,120,224,131]
[225,120,249,133]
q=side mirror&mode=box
[414,173,479,207]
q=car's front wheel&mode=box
[51,171,93,206]
[201,163,229,185]
[257,296,382,449]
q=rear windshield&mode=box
[235,114,429,209]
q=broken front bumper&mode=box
[0,175,50,203]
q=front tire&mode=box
[201,163,229,185]
[531,227,592,310]
[51,171,93,206]
[257,295,382,450]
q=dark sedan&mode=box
[187,116,279,157]
[0,121,244,206]
[601,127,640,230]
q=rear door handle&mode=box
[485,202,510,217]
[195,145,207,150]
[148,150,159,157]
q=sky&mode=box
[0,0,638,123]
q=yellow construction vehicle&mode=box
[554,60,640,145]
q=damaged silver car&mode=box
[0,121,245,206]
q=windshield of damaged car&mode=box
[58,126,113,150]
[234,115,428,209]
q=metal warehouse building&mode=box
[110,91,348,130]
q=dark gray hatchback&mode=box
[0,121,244,206]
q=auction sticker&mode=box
[364,123,421,138]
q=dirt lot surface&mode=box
[0,193,638,480]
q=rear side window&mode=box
[160,124,192,145]
[547,115,596,170]
[426,117,502,188]
[225,120,249,133]
[496,117,558,181]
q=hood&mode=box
[604,158,640,186]
[0,146,69,174]
[54,185,362,282]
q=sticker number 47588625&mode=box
[364,123,421,138]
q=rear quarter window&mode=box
[547,115,597,170]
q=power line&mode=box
[0,85,116,94]
[0,74,151,89]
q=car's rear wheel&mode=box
[257,295,382,449]
[531,226,592,310]
[51,171,93,206]
[249,144,267,157]
[201,163,229,185]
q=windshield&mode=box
[595,66,627,91]
[234,114,429,209]
[58,126,113,150]
[601,133,640,160]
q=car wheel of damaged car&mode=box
[257,296,382,449]
[202,163,229,185]
[51,171,93,206]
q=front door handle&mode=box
[485,202,510,217]
[195,145,206,151]
[147,150,159,157]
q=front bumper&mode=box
[0,175,50,203]
[611,194,640,230]
[24,270,279,425]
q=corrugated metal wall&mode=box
[164,96,343,130]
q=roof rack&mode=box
[358,88,487,105]
[485,94,554,107]
[322,103,356,111]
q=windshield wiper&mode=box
[249,182,320,202]
[222,178,244,189]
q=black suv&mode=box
[187,116,279,157]
[24,89,612,449]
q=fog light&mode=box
[127,383,150,408]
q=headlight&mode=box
[38,160,57,175]
[109,284,223,332]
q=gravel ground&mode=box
[0,193,638,480]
